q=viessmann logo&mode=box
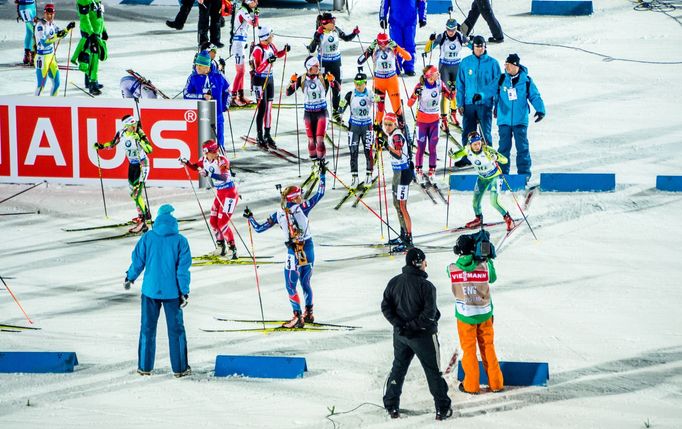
[450,270,488,282]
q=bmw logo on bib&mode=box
[360,99,367,106]
[310,82,317,90]
[381,52,388,60]
[431,91,438,97]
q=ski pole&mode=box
[445,163,452,229]
[376,143,384,239]
[0,181,46,205]
[94,150,109,218]
[242,68,271,149]
[181,164,216,247]
[0,275,33,324]
[207,186,256,260]
[442,128,451,180]
[226,108,236,157]
[498,167,538,240]
[294,86,301,177]
[357,38,375,79]
[378,141,392,242]
[63,29,74,97]
[327,169,401,237]
[246,219,267,330]
[274,51,287,138]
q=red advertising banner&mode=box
[0,97,199,187]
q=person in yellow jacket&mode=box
[448,130,515,231]
[448,232,503,394]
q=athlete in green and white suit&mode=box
[448,131,515,231]
[70,0,107,95]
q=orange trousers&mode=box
[457,317,504,393]
[373,75,402,124]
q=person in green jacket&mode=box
[448,232,503,394]
[70,0,108,95]
[448,130,515,231]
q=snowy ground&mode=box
[2,1,682,428]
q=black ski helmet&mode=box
[354,72,367,83]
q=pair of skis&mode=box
[300,165,322,199]
[202,317,360,333]
[495,185,539,252]
[0,323,41,333]
[334,176,379,210]
[418,176,448,204]
[240,136,300,164]
[192,254,280,266]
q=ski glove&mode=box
[93,142,104,150]
[325,72,335,83]
[472,93,482,103]
[178,157,189,165]
[429,32,436,41]
[380,19,387,30]
[290,73,298,83]
[267,55,277,64]
[414,86,422,97]
[534,112,545,123]
[388,40,397,49]
[66,21,76,30]
[419,20,427,28]
[198,168,209,177]
[316,26,325,35]
[352,26,360,35]
[179,294,189,308]
[283,44,291,52]
[243,207,253,218]
[318,160,328,175]
[124,277,133,290]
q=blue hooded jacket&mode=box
[183,70,230,120]
[495,66,545,127]
[127,204,191,299]
[456,51,501,107]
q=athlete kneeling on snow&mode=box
[94,115,152,233]
[286,56,336,163]
[449,232,504,394]
[243,162,327,329]
[180,140,239,259]
[447,131,515,231]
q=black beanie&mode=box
[472,35,486,46]
[453,234,476,256]
[406,247,426,266]
[506,53,521,67]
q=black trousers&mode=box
[463,0,504,40]
[253,75,274,136]
[321,60,342,112]
[173,0,194,27]
[383,331,451,412]
[198,0,222,46]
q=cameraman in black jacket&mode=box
[381,248,453,421]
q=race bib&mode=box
[507,87,517,101]
[222,197,237,214]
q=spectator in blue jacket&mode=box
[184,51,231,149]
[379,0,426,76]
[125,204,192,378]
[495,53,545,183]
[455,35,501,165]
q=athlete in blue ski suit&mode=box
[380,0,426,75]
[183,51,231,148]
[125,204,192,376]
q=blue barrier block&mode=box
[531,0,593,15]
[540,173,615,192]
[449,174,526,191]
[457,361,549,387]
[656,176,682,192]
[428,0,451,14]
[0,352,79,373]
[214,355,307,379]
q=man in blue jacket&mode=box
[184,51,231,149]
[455,35,500,165]
[379,0,426,76]
[125,204,192,378]
[495,53,545,183]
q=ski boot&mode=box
[386,228,405,246]
[365,171,373,185]
[351,173,359,187]
[450,110,460,127]
[503,213,516,231]
[302,305,314,323]
[213,239,226,256]
[388,408,400,419]
[227,242,238,260]
[230,91,245,107]
[391,233,413,253]
[435,407,454,420]
[23,49,31,66]
[89,80,102,96]
[416,167,425,184]
[256,133,268,149]
[264,130,277,149]
[173,366,192,378]
[332,110,343,124]
[465,214,483,229]
[129,219,148,234]
[281,311,304,329]
[427,167,436,184]
[238,90,252,105]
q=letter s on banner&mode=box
[150,120,190,169]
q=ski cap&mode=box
[353,72,367,83]
[424,65,438,80]
[304,56,320,71]
[284,186,302,202]
[319,12,335,25]
[406,247,426,267]
[453,234,475,255]
[505,53,521,67]
[195,51,211,67]
[445,18,458,31]
[44,3,55,12]
[258,26,273,40]
[121,115,137,128]
[383,112,397,124]
[472,35,486,47]
[377,33,389,47]
[468,131,482,144]
[202,139,219,153]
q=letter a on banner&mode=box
[25,118,66,166]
